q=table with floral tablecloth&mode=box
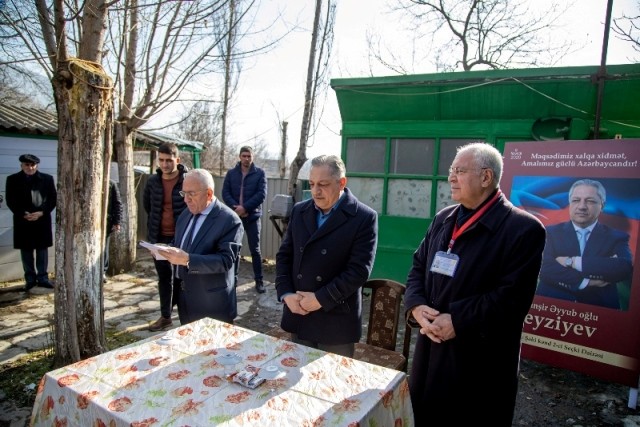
[30,317,414,426]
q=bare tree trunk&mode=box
[279,121,288,179]
[112,123,137,274]
[288,0,323,196]
[111,0,139,273]
[53,59,111,366]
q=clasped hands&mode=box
[283,291,321,315]
[411,305,455,344]
[23,211,43,221]
[233,205,248,218]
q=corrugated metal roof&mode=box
[0,103,204,151]
[0,103,58,135]
[135,129,204,151]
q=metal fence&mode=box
[136,174,290,260]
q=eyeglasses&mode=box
[179,189,206,198]
[448,166,489,176]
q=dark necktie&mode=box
[177,214,200,279]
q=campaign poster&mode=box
[501,139,640,387]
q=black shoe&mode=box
[37,281,54,289]
[23,283,36,292]
[255,280,266,294]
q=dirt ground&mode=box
[513,358,640,426]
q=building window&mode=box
[438,138,482,176]
[390,139,434,175]
[346,138,385,173]
[348,177,384,213]
[345,137,486,219]
[387,179,431,218]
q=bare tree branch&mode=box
[612,3,640,57]
[372,0,575,72]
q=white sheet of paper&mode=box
[139,241,169,260]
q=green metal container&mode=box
[331,64,640,283]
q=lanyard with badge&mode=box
[430,190,502,277]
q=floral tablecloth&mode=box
[30,318,414,426]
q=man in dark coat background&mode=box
[404,142,546,425]
[6,154,57,290]
[103,179,123,282]
[222,146,267,293]
[275,155,378,358]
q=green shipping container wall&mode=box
[331,64,640,283]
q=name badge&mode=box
[430,251,459,277]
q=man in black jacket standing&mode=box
[6,154,57,291]
[103,179,123,282]
[143,143,188,331]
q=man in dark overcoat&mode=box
[404,143,546,425]
[6,154,57,290]
[275,155,378,357]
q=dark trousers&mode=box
[21,248,49,285]
[153,235,180,319]
[103,233,112,274]
[242,218,263,281]
[292,334,355,358]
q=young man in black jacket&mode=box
[143,143,188,331]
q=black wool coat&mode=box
[6,170,57,250]
[275,188,378,345]
[404,193,546,426]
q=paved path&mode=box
[0,253,284,427]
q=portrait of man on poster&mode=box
[537,178,634,310]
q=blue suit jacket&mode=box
[275,188,378,345]
[537,221,633,309]
[174,199,244,324]
[221,162,267,222]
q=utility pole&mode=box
[279,121,288,178]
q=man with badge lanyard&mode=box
[404,142,546,426]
